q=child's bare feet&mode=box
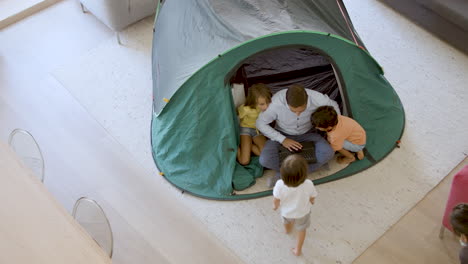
[357,150,364,160]
[291,248,302,256]
[337,155,355,164]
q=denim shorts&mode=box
[240,127,261,138]
[282,212,311,230]
[343,140,365,152]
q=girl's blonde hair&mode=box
[244,83,272,109]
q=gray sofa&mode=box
[80,0,158,43]
[379,0,468,55]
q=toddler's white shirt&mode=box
[273,179,318,219]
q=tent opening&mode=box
[151,2,405,200]
[230,46,343,113]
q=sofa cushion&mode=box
[421,0,468,30]
[80,0,158,31]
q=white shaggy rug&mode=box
[52,0,468,263]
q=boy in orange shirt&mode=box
[311,106,366,164]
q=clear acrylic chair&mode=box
[72,197,114,258]
[8,129,45,183]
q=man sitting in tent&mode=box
[256,84,340,187]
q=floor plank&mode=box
[354,158,467,264]
[0,1,244,263]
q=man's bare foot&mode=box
[291,248,302,256]
[357,150,364,160]
[337,155,355,164]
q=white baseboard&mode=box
[0,0,62,29]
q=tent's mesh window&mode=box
[230,46,342,112]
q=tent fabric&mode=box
[151,1,405,200]
[242,48,331,79]
[152,0,364,115]
[234,47,342,111]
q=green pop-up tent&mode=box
[151,0,405,200]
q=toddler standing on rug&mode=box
[237,83,272,165]
[273,154,318,256]
[311,106,366,164]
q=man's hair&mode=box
[245,83,272,109]
[286,84,308,108]
[311,105,338,128]
[280,154,308,187]
[451,203,468,236]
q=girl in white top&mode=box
[273,154,318,256]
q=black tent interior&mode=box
[230,46,343,112]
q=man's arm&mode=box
[257,107,302,151]
[256,107,286,143]
[310,90,341,115]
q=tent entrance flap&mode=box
[229,46,343,112]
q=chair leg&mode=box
[80,3,87,13]
[116,32,122,45]
[439,225,445,239]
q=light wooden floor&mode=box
[1,1,466,264]
[0,1,242,264]
[354,158,467,264]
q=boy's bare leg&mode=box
[357,150,364,160]
[337,156,355,164]
[337,149,356,164]
[284,222,293,234]
[292,229,306,256]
